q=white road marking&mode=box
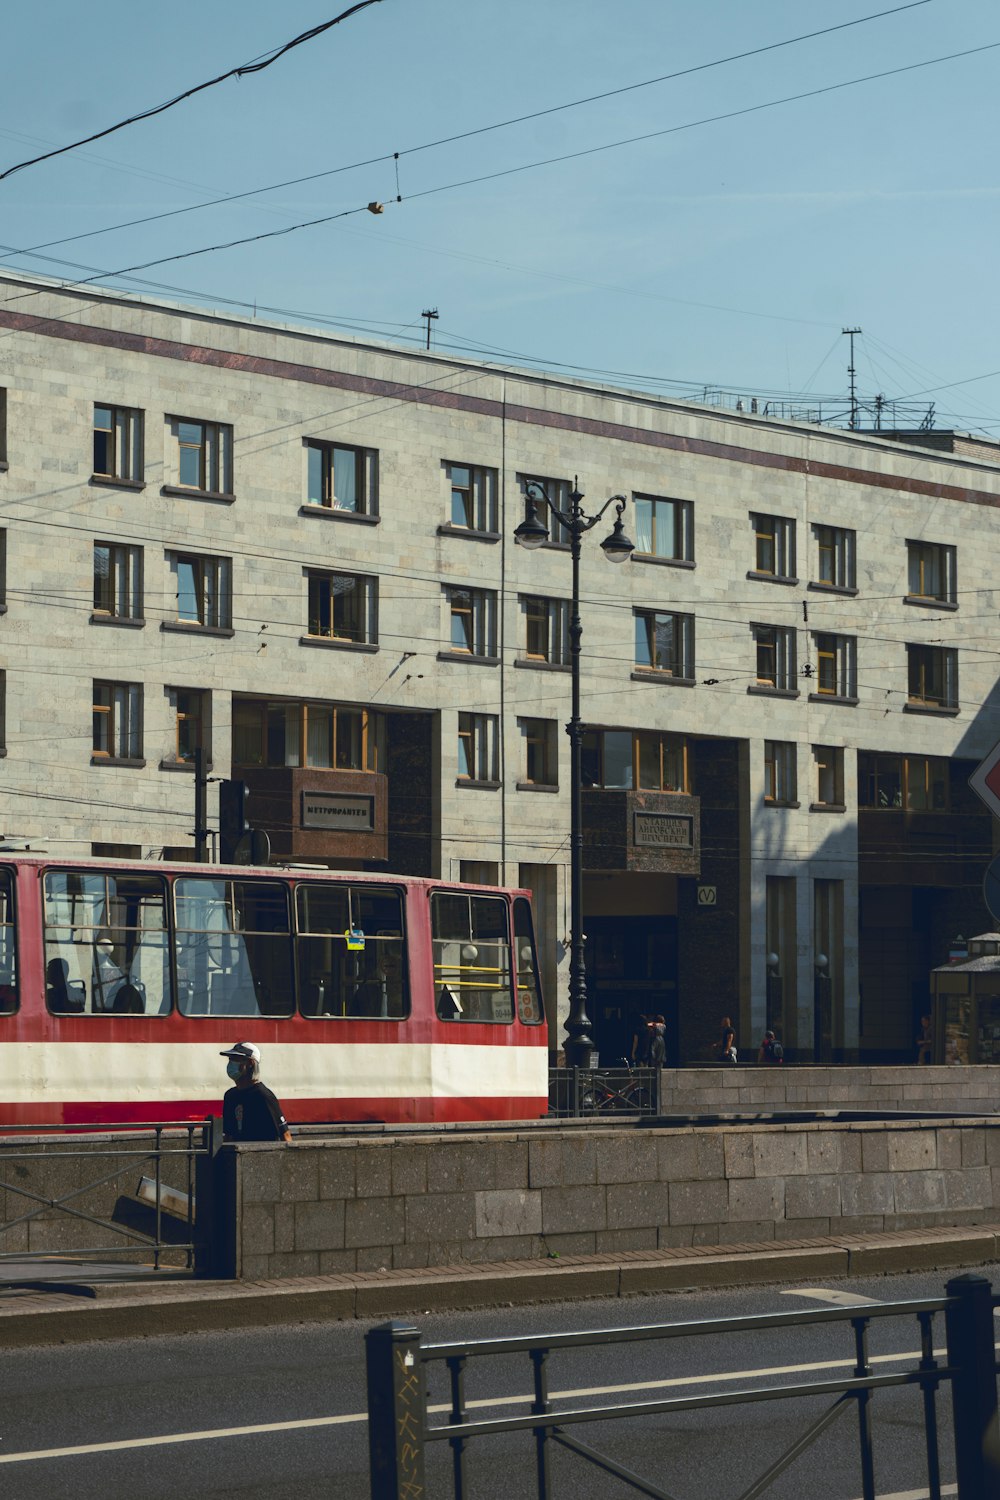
[3,1343,994,1467]
[854,1488,956,1500]
[781,1287,882,1307]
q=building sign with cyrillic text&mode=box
[633,812,693,849]
[301,792,375,832]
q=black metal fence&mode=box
[366,1274,1000,1499]
[0,1118,222,1276]
[548,1065,661,1118]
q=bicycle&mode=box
[581,1059,656,1114]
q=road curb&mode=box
[2,1228,998,1348]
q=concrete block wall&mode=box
[229,1117,1000,1278]
[657,1065,1000,1116]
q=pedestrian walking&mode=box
[630,1012,651,1065]
[221,1041,292,1143]
[757,1030,784,1065]
[915,1014,933,1065]
[716,1015,737,1065]
[648,1014,667,1066]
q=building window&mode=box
[447,462,498,532]
[0,530,7,609]
[751,513,796,579]
[518,474,572,545]
[907,645,958,710]
[306,441,377,515]
[635,731,688,791]
[457,712,499,783]
[582,730,689,791]
[0,670,6,753]
[518,718,557,787]
[633,494,694,562]
[521,595,570,666]
[813,524,855,589]
[169,552,231,629]
[764,740,797,805]
[93,681,142,760]
[232,699,384,772]
[306,572,377,644]
[93,404,142,483]
[174,418,232,494]
[634,610,694,678]
[812,633,856,700]
[812,745,844,807]
[907,540,956,604]
[859,753,948,811]
[170,688,209,764]
[0,388,6,463]
[93,543,142,620]
[459,861,499,885]
[752,624,796,691]
[445,586,497,658]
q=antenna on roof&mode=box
[843,326,862,430]
[422,308,439,351]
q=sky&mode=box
[2,0,999,433]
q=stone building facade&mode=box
[1,269,998,1064]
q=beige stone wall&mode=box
[232,1117,1000,1278]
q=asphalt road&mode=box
[1,1264,996,1500]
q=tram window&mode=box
[175,878,293,1017]
[43,869,170,1016]
[296,883,407,1020]
[431,892,513,1023]
[0,868,16,1014]
[513,898,544,1026]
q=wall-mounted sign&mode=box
[697,885,717,906]
[300,791,375,832]
[633,812,693,849]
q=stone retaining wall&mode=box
[658,1065,1000,1116]
[229,1116,1000,1279]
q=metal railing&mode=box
[0,1117,222,1275]
[548,1065,661,1117]
[366,1274,1000,1499]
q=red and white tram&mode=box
[0,856,548,1127]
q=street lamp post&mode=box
[514,479,634,1068]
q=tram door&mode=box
[584,915,678,1065]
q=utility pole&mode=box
[194,746,210,863]
[421,308,438,350]
[843,326,862,430]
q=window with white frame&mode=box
[445,586,496,658]
[764,740,796,805]
[752,624,797,691]
[812,745,844,807]
[168,552,231,629]
[634,609,694,678]
[306,440,377,514]
[518,474,572,546]
[93,542,142,621]
[93,681,142,760]
[813,524,856,589]
[633,494,694,562]
[518,718,557,787]
[812,633,856,700]
[521,595,570,666]
[306,571,377,644]
[907,645,958,710]
[93,404,143,483]
[751,513,796,579]
[457,712,499,783]
[446,462,498,532]
[906,540,956,605]
[173,418,232,494]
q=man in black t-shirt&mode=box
[220,1042,292,1143]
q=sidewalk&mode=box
[2,1222,999,1348]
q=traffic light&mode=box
[218,780,250,864]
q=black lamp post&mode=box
[514,479,634,1068]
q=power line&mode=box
[0,3,383,184]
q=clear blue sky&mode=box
[3,1,999,432]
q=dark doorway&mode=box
[584,914,678,1065]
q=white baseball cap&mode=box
[220,1041,261,1064]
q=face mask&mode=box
[226,1060,242,1081]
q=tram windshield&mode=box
[513,898,544,1026]
[43,870,170,1015]
[432,892,514,1023]
[174,878,294,1017]
[296,883,407,1019]
[0,868,16,1014]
